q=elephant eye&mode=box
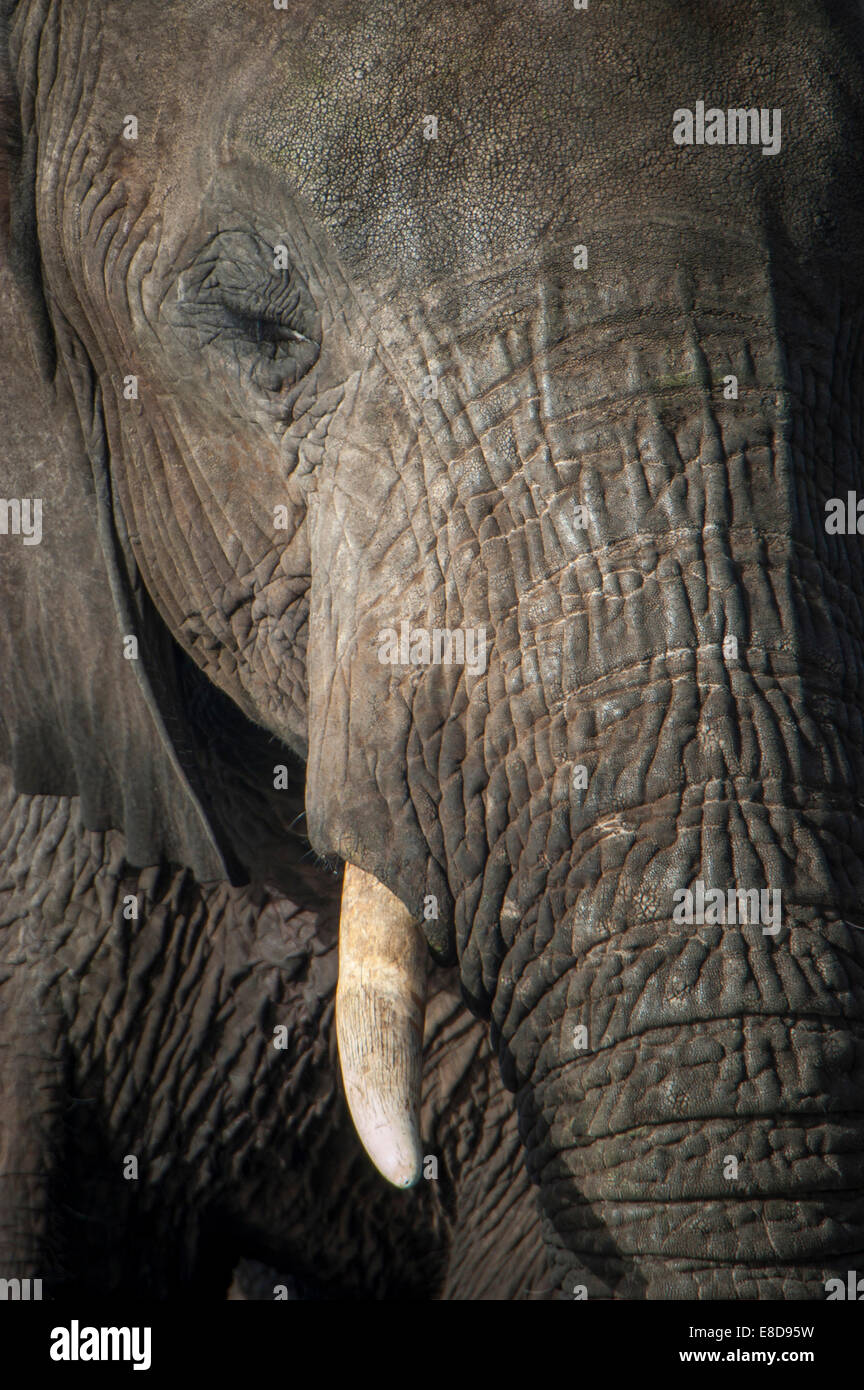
[215,286,320,386]
[170,231,321,396]
[229,309,304,346]
[226,302,321,392]
[221,302,317,360]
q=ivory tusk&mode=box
[336,862,426,1188]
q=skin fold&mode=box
[2,0,864,1299]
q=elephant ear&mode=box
[0,33,242,882]
[0,278,243,882]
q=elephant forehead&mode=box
[235,0,581,279]
[230,0,863,284]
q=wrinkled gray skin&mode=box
[3,0,864,1300]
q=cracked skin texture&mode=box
[0,767,548,1298]
[3,0,864,1297]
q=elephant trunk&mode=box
[304,225,864,1292]
[446,241,864,1298]
[511,910,864,1299]
[485,708,864,1298]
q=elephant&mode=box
[2,0,864,1302]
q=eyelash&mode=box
[225,306,310,349]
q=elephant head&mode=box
[4,0,864,1299]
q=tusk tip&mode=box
[387,1165,422,1191]
[362,1124,423,1189]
